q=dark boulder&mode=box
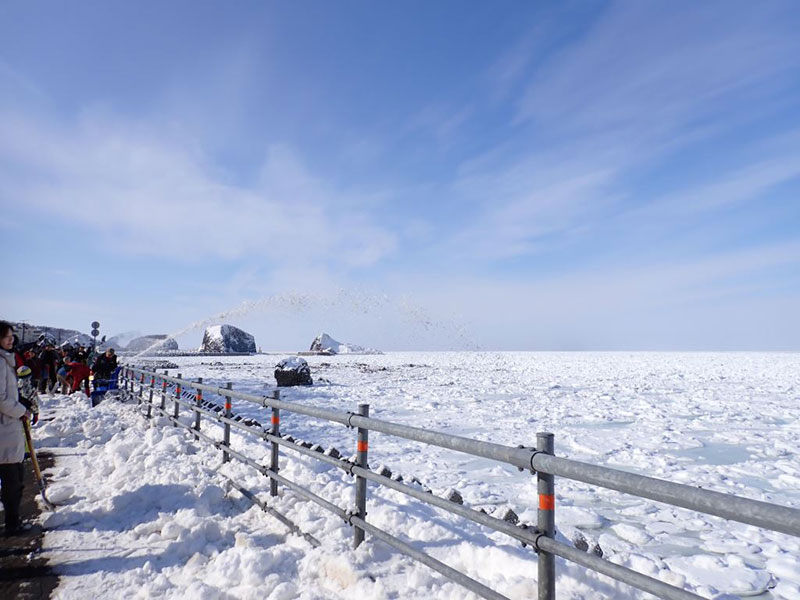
[274,356,313,387]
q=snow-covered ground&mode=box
[31,352,800,599]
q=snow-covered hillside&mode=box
[33,352,800,599]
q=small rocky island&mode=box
[306,332,381,355]
[198,324,257,354]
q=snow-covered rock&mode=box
[275,356,313,386]
[309,332,381,355]
[198,325,256,354]
[106,331,141,351]
[37,332,58,347]
[61,333,95,348]
[127,335,179,353]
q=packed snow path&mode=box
[33,352,800,599]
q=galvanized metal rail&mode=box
[119,365,800,600]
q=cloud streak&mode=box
[0,105,398,269]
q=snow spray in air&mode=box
[130,289,479,358]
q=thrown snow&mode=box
[29,352,800,599]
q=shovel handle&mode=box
[22,417,44,482]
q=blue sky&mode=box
[2,1,799,350]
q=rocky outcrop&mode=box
[275,357,313,386]
[127,335,179,353]
[105,331,141,351]
[309,332,381,355]
[62,333,96,348]
[198,325,256,354]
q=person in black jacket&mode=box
[38,343,58,394]
[92,348,117,386]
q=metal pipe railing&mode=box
[132,365,800,538]
[536,432,555,600]
[128,367,534,468]
[121,365,800,600]
[220,474,321,548]
[538,537,703,600]
[136,377,520,600]
[349,463,706,599]
[533,454,800,538]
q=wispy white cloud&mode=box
[0,105,398,269]
[444,163,615,260]
[631,154,800,219]
[515,2,800,137]
[434,1,800,265]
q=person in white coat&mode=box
[0,320,32,536]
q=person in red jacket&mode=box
[66,358,91,396]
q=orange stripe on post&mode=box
[271,416,280,425]
[225,401,231,411]
[357,440,368,453]
[539,494,555,511]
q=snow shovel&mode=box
[22,417,56,510]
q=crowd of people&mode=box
[0,320,119,537]
[12,333,118,397]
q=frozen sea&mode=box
[32,352,800,599]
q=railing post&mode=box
[270,390,280,497]
[222,382,232,463]
[537,432,556,600]
[160,371,168,414]
[354,403,369,549]
[194,377,203,440]
[139,372,145,404]
[173,373,182,426]
[147,374,155,419]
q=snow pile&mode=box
[309,332,381,355]
[199,324,256,354]
[29,352,800,599]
